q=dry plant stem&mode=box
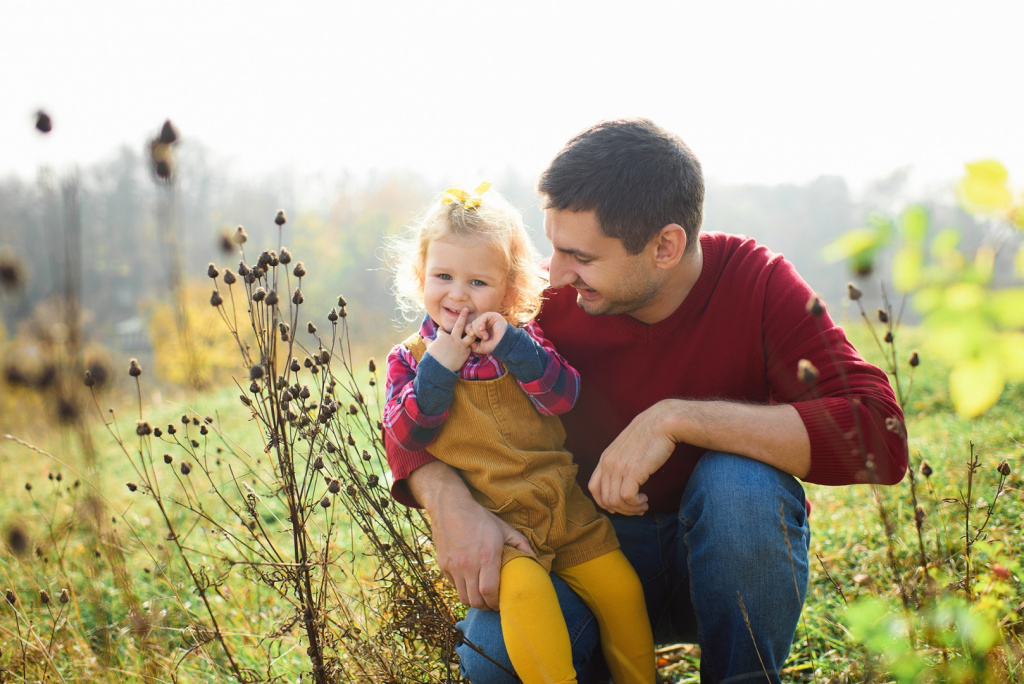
[906,463,932,585]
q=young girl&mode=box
[384,183,654,683]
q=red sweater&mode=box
[387,232,908,513]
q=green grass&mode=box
[2,320,1022,683]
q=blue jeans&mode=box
[455,451,811,683]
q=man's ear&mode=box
[653,224,687,269]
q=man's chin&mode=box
[575,293,609,316]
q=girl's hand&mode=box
[466,312,508,356]
[425,308,476,372]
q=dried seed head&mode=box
[129,358,143,377]
[180,462,192,475]
[210,290,223,307]
[164,454,173,464]
[347,434,356,446]
[847,283,863,301]
[909,350,920,368]
[914,505,925,527]
[253,266,266,280]
[35,110,52,133]
[237,261,250,277]
[252,287,266,303]
[328,478,341,494]
[293,287,304,304]
[366,474,379,488]
[278,247,292,264]
[293,263,306,278]
[207,263,219,279]
[806,296,825,317]
[239,394,251,407]
[346,484,357,497]
[126,482,138,492]
[368,358,376,373]
[997,461,1011,477]
[5,589,17,605]
[24,482,31,491]
[249,364,265,380]
[190,438,199,448]
[313,456,324,470]
[136,421,152,436]
[920,460,933,478]
[319,496,331,508]
[797,359,819,384]
[265,290,279,306]
[84,370,96,387]
[320,349,331,364]
[6,526,28,556]
[877,308,889,324]
[325,441,337,453]
[222,268,237,285]
[257,250,271,268]
[153,427,162,437]
[290,358,301,372]
[884,331,893,343]
[199,425,208,435]
[337,295,347,308]
[362,450,371,462]
[158,120,179,145]
[249,381,261,394]
[59,588,69,604]
[232,226,248,245]
[275,210,287,226]
[39,590,51,605]
[299,385,310,399]
[328,308,338,323]
[167,424,177,434]
[268,250,279,267]
[0,252,26,291]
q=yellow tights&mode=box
[499,552,655,684]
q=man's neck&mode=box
[629,241,704,325]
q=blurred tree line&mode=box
[0,140,995,389]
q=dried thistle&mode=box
[233,226,248,245]
[5,589,17,605]
[797,359,819,384]
[997,461,1011,477]
[806,296,825,317]
[920,461,933,478]
[211,290,224,307]
[275,210,287,226]
[847,283,862,301]
[877,308,889,324]
[59,588,69,604]
[207,263,220,279]
[909,350,920,367]
[35,110,52,133]
[39,590,51,605]
[223,268,237,285]
[129,358,143,377]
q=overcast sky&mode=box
[3,0,1022,193]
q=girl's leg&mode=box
[558,550,655,684]
[500,556,577,684]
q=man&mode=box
[387,118,908,683]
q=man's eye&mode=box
[573,256,591,265]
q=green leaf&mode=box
[931,227,962,258]
[898,205,929,242]
[958,159,1013,213]
[892,245,924,292]
[822,228,883,264]
[949,357,1005,418]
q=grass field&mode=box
[1,317,1021,683]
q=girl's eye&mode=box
[471,279,487,287]
[437,273,451,281]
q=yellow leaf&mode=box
[958,159,1013,213]
[822,228,882,263]
[996,333,1024,381]
[949,357,1005,418]
[892,245,923,292]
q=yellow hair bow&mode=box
[441,182,492,210]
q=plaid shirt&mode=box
[383,317,580,452]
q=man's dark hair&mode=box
[537,118,704,255]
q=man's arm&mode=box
[408,460,532,610]
[590,400,809,515]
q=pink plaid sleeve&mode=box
[382,343,449,451]
[516,320,580,417]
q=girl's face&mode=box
[421,236,511,333]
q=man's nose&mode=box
[548,254,572,289]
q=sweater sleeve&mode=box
[382,343,455,453]
[762,258,908,486]
[490,320,580,416]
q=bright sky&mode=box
[3,0,1023,192]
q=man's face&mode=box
[544,209,661,318]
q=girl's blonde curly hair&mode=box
[390,187,547,326]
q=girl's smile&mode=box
[421,236,511,333]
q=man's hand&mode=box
[410,461,533,610]
[425,308,476,372]
[466,312,508,356]
[589,399,680,515]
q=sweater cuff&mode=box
[492,325,547,382]
[414,353,458,416]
